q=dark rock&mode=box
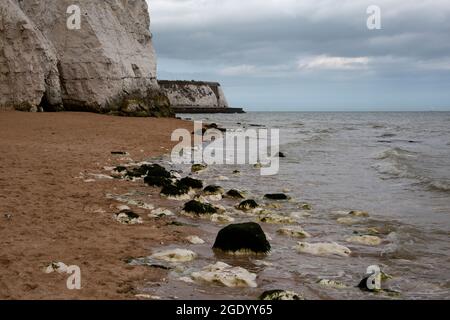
[225,189,245,199]
[160,183,190,197]
[111,151,127,155]
[127,164,171,179]
[144,175,173,187]
[358,277,379,292]
[237,199,258,211]
[213,222,271,255]
[178,177,203,190]
[114,166,127,173]
[183,200,217,215]
[277,152,286,158]
[119,210,140,220]
[203,185,225,195]
[264,193,290,200]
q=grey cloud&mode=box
[148,0,450,110]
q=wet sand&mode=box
[0,111,197,299]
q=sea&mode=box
[140,112,450,300]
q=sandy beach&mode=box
[0,111,198,299]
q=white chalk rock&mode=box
[217,176,229,181]
[186,236,205,245]
[44,262,68,274]
[114,210,143,225]
[151,249,197,263]
[290,211,312,219]
[348,210,370,217]
[295,242,351,257]
[190,262,257,288]
[117,205,131,211]
[346,235,382,246]
[277,227,311,239]
[337,217,359,225]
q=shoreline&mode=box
[0,111,199,299]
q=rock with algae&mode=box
[259,290,304,300]
[189,262,257,288]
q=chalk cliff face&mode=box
[0,0,170,116]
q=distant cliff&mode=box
[159,80,243,113]
[0,0,171,116]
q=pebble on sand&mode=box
[44,262,68,274]
[189,262,257,288]
[114,210,143,225]
[295,242,351,257]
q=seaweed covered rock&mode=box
[192,164,207,173]
[203,185,225,195]
[259,290,304,301]
[236,200,258,211]
[317,279,348,289]
[127,164,171,179]
[183,200,218,216]
[144,175,173,187]
[213,222,271,255]
[264,194,290,200]
[178,177,204,190]
[299,203,312,211]
[225,189,245,199]
[160,183,191,200]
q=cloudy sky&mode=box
[148,0,450,111]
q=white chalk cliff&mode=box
[0,0,169,115]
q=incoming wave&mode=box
[373,147,450,193]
